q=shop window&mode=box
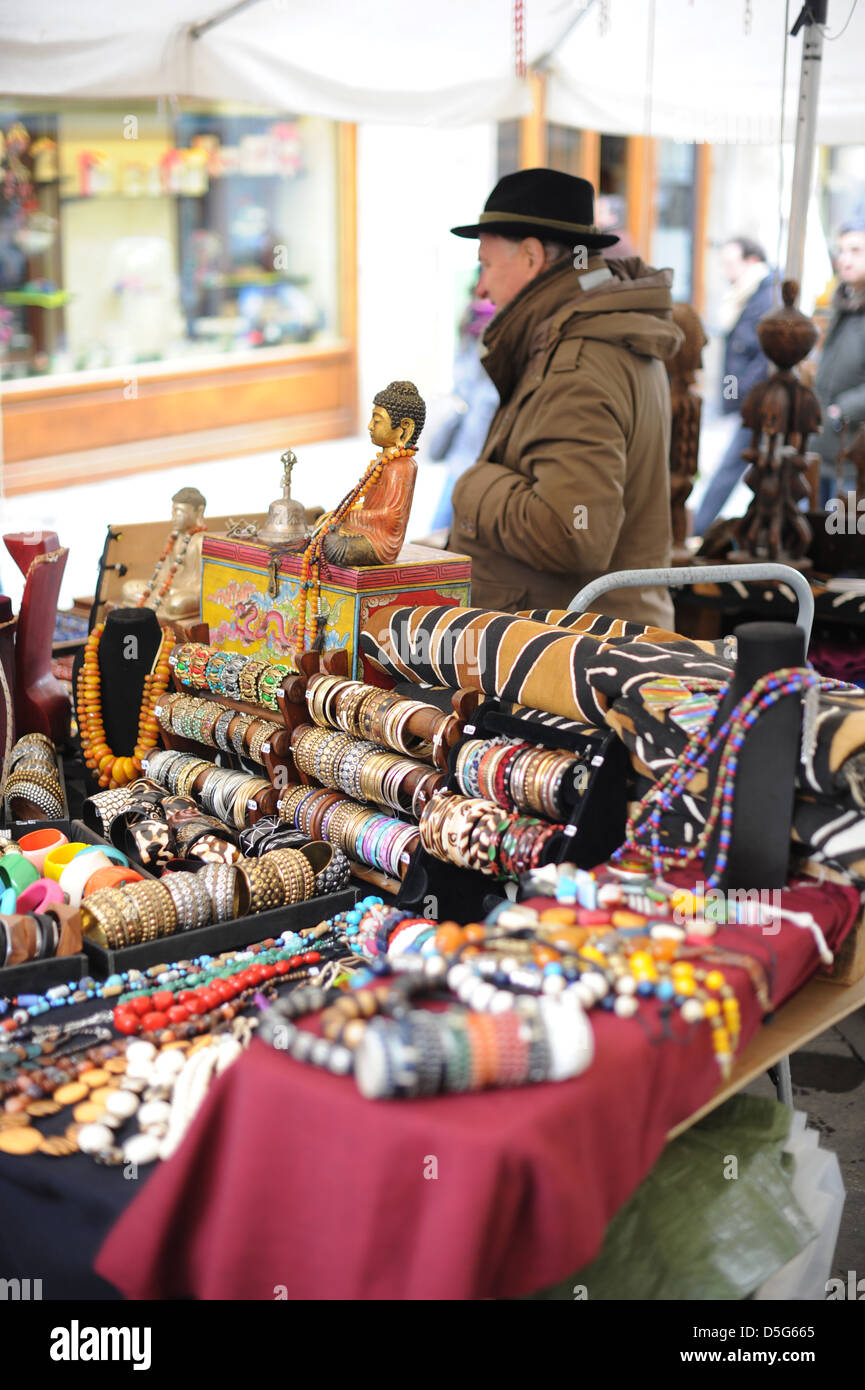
[599,134,627,197]
[547,123,582,178]
[0,101,340,379]
[496,120,520,179]
[652,139,696,302]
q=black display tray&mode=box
[0,818,129,992]
[396,844,507,924]
[0,952,90,1000]
[449,698,630,869]
[82,887,358,976]
[7,815,104,843]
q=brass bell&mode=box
[258,449,309,548]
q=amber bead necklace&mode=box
[77,625,172,789]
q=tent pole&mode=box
[189,0,267,41]
[784,1,828,286]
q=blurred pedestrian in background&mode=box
[694,236,774,535]
[812,218,865,505]
[427,275,498,532]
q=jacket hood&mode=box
[482,255,683,399]
[549,258,684,361]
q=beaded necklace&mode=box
[1,936,355,1119]
[614,667,820,886]
[77,624,172,789]
[337,902,773,1081]
[2,920,353,1030]
[136,525,206,611]
[294,447,416,660]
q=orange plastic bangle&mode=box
[83,865,145,896]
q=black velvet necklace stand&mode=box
[95,608,162,757]
[704,621,806,892]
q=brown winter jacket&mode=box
[447,254,683,629]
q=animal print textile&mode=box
[360,604,865,879]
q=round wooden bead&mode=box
[105,1090,139,1119]
[138,1100,171,1129]
[122,1133,160,1166]
[77,1123,114,1154]
[125,1041,157,1069]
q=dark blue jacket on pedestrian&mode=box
[813,281,865,478]
[721,272,775,415]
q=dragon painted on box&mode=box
[207,577,349,659]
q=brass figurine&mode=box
[122,486,207,619]
[317,381,426,567]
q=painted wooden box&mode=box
[201,535,471,682]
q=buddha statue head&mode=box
[171,486,207,533]
[368,381,426,452]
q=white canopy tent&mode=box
[546,0,865,147]
[1,0,864,141]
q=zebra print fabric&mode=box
[360,603,865,880]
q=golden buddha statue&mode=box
[122,487,207,619]
[318,381,425,567]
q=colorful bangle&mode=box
[205,651,230,694]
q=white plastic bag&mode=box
[752,1110,846,1300]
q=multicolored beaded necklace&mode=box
[294,447,416,660]
[1,908,360,1030]
[614,667,820,886]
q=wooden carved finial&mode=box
[757,278,818,370]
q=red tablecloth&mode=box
[96,880,859,1300]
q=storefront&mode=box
[0,100,357,493]
[499,108,714,319]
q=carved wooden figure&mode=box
[736,281,818,562]
[667,303,708,548]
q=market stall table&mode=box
[92,881,859,1301]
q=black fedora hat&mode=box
[451,168,618,250]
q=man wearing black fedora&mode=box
[446,167,682,629]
